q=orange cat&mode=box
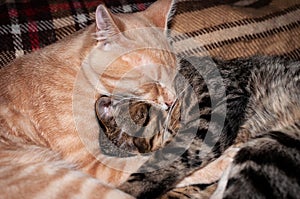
[0,0,176,198]
[85,1,177,109]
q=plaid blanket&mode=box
[1,0,299,67]
[168,0,300,60]
[0,0,155,67]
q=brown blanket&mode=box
[1,0,299,68]
[168,0,300,60]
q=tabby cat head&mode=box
[89,0,177,110]
[95,95,181,154]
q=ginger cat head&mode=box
[86,0,177,110]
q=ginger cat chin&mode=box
[0,0,176,198]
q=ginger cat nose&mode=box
[164,91,176,108]
[163,99,174,111]
[165,100,174,107]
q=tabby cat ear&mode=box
[144,0,175,29]
[95,5,122,38]
[95,96,113,121]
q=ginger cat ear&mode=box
[95,4,122,38]
[144,0,176,29]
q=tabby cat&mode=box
[96,56,300,198]
[0,0,177,198]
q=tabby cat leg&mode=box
[161,183,217,199]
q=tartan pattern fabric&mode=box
[0,0,155,67]
[168,0,300,60]
[1,0,299,67]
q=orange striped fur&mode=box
[0,0,176,198]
